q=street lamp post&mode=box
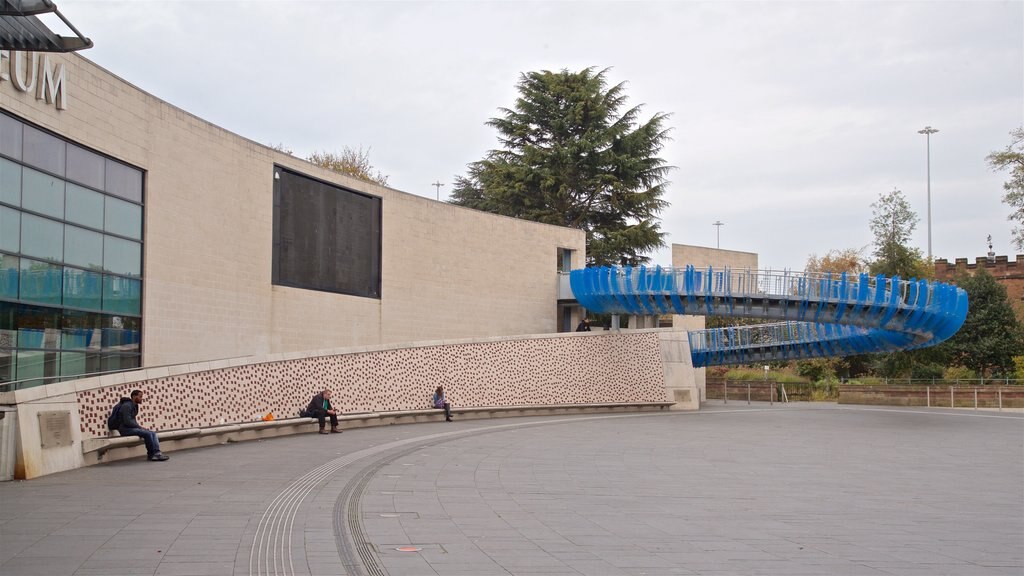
[918,126,938,261]
[713,220,724,249]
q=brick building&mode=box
[934,255,1024,319]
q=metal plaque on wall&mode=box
[38,411,72,449]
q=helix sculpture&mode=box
[569,266,968,367]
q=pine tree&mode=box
[450,68,672,266]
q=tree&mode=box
[308,146,389,186]
[267,142,293,155]
[805,248,867,276]
[940,269,1024,377]
[868,188,931,279]
[450,67,673,266]
[987,127,1024,250]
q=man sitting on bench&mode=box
[110,389,169,461]
[306,389,342,434]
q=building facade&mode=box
[0,51,585,388]
[934,255,1024,320]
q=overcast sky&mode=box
[57,0,1023,271]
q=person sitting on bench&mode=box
[433,385,453,422]
[306,389,342,434]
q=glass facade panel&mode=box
[16,350,58,385]
[19,259,62,306]
[101,353,139,373]
[64,226,103,269]
[0,254,17,299]
[0,348,11,383]
[0,157,21,205]
[0,206,19,252]
[65,183,104,229]
[105,159,143,203]
[0,113,143,388]
[104,196,142,239]
[103,236,141,277]
[0,113,23,161]
[66,144,105,190]
[22,125,65,177]
[20,213,63,262]
[63,268,102,311]
[62,310,104,349]
[102,276,141,315]
[22,168,65,218]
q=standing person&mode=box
[111,390,169,461]
[575,317,591,332]
[307,389,341,434]
[433,386,452,422]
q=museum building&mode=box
[0,50,585,388]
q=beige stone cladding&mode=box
[670,244,758,399]
[0,53,584,367]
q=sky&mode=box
[52,0,1023,271]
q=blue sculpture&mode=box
[570,266,968,367]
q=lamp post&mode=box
[713,220,724,249]
[918,126,938,261]
[431,180,445,201]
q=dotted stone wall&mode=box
[77,332,666,438]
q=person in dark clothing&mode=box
[113,389,169,461]
[575,317,591,332]
[306,389,341,434]
[433,385,452,422]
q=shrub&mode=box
[943,366,977,381]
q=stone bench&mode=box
[81,401,675,464]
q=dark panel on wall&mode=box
[273,167,381,299]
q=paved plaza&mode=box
[0,402,1022,576]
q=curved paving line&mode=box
[246,412,670,576]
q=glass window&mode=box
[0,157,21,205]
[104,196,142,240]
[62,310,103,349]
[0,254,17,300]
[16,350,58,385]
[65,183,104,229]
[64,226,103,269]
[63,267,102,311]
[66,144,104,190]
[101,353,139,373]
[20,213,63,262]
[0,206,19,252]
[102,275,141,315]
[21,167,65,218]
[0,298,14,347]
[19,258,62,306]
[22,125,65,177]
[0,347,12,384]
[104,159,142,203]
[0,113,22,161]
[102,236,141,277]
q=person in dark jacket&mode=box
[575,318,591,332]
[115,389,169,461]
[307,389,341,434]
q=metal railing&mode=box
[570,265,968,367]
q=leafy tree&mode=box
[940,269,1024,377]
[805,248,867,276]
[450,67,673,266]
[868,188,931,279]
[987,127,1024,250]
[308,146,389,186]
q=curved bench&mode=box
[81,401,675,463]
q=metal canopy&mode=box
[0,0,91,52]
